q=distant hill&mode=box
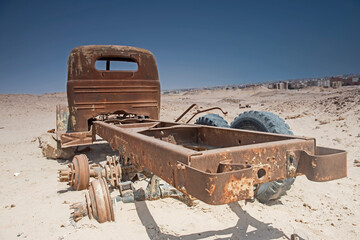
[162,73,360,94]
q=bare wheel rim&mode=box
[88,178,114,223]
[73,154,90,190]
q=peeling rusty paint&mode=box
[223,175,254,202]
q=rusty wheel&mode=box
[88,178,114,223]
[71,154,90,190]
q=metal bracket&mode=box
[295,147,347,182]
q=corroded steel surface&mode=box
[104,155,122,188]
[58,154,123,190]
[71,178,114,223]
[56,104,69,140]
[58,154,90,190]
[92,119,347,205]
[67,45,160,132]
[88,178,114,223]
[60,130,94,148]
[295,146,347,181]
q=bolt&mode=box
[288,165,296,175]
[311,160,317,168]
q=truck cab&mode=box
[67,45,160,132]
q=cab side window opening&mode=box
[95,57,138,71]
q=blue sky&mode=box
[0,0,359,94]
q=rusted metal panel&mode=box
[189,139,314,180]
[296,146,347,181]
[67,45,160,132]
[56,104,70,140]
[60,130,94,148]
[173,162,255,204]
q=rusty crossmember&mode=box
[85,119,347,205]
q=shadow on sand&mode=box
[56,142,118,166]
[55,144,292,239]
[134,201,290,240]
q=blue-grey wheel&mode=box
[195,114,229,128]
[230,111,295,203]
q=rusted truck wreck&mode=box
[56,45,346,223]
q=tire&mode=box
[195,114,229,128]
[230,111,295,203]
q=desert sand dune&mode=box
[0,86,359,240]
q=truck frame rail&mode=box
[79,118,348,205]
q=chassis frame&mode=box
[61,117,346,205]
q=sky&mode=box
[0,0,359,94]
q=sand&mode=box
[0,86,359,239]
